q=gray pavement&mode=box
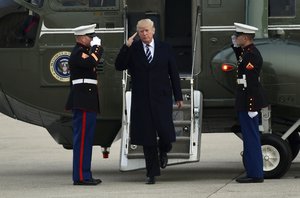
[1,113,300,198]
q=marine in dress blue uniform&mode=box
[231,23,268,183]
[65,24,103,185]
[115,19,183,184]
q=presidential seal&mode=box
[50,51,71,82]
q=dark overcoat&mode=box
[65,43,103,112]
[232,44,268,111]
[115,40,183,146]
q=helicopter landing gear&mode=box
[261,134,292,179]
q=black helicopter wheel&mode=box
[286,131,300,161]
[261,134,292,179]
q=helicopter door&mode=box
[119,0,202,171]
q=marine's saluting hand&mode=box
[90,36,101,46]
[126,32,137,47]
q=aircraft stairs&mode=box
[119,75,202,171]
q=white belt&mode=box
[72,78,98,85]
[237,74,247,88]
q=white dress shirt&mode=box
[143,40,155,58]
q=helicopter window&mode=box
[17,12,40,47]
[0,2,40,48]
[51,0,117,10]
[26,0,43,7]
[269,0,295,17]
[58,0,88,6]
[89,0,116,7]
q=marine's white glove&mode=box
[231,35,238,47]
[248,111,258,118]
[90,36,101,46]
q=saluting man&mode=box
[231,22,268,183]
[65,24,103,185]
[115,19,183,184]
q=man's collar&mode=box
[143,40,154,48]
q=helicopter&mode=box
[0,0,299,179]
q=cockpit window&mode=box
[0,1,40,48]
[29,0,44,7]
[89,0,116,7]
[50,0,118,10]
[269,0,295,17]
[57,0,88,6]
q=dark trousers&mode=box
[238,111,264,178]
[72,109,97,182]
[143,141,172,177]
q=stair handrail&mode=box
[192,5,201,77]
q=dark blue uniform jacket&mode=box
[65,43,103,112]
[232,44,268,111]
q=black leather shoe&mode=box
[145,176,156,184]
[236,176,264,183]
[160,152,168,169]
[73,178,102,185]
[92,178,102,184]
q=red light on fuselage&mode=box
[221,63,235,72]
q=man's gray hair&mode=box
[136,18,155,31]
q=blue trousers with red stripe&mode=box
[72,110,97,182]
[238,111,264,178]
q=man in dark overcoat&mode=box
[65,24,103,185]
[115,18,183,184]
[231,22,268,183]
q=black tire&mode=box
[261,134,292,179]
[287,131,300,161]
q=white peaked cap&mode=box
[73,24,96,35]
[234,22,258,34]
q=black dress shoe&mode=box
[236,176,264,183]
[160,152,168,169]
[145,176,156,184]
[92,178,102,184]
[73,178,102,185]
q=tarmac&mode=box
[1,113,300,198]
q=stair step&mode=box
[181,88,192,92]
[169,153,190,159]
[127,136,191,159]
[179,74,192,80]
[173,104,191,109]
[174,120,191,125]
[127,153,190,159]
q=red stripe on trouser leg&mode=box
[79,111,86,181]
